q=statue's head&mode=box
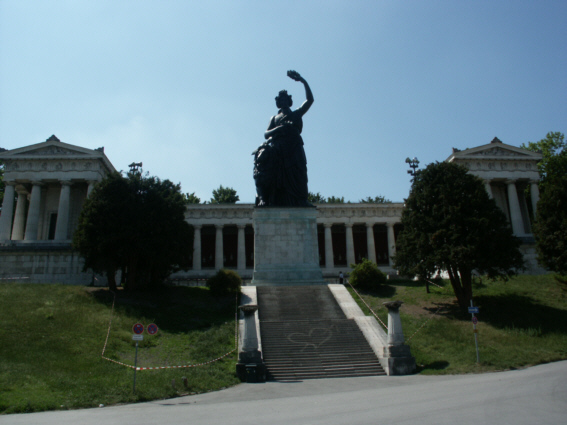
[275,90,293,108]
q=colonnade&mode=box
[483,178,539,236]
[0,179,97,241]
[189,220,400,272]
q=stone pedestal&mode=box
[252,207,325,286]
[382,301,416,375]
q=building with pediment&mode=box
[0,135,545,284]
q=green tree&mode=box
[521,132,565,187]
[184,192,201,204]
[533,170,567,275]
[327,196,345,204]
[307,192,326,203]
[0,148,6,207]
[393,162,524,309]
[210,185,239,204]
[73,171,193,291]
[359,195,391,204]
[349,258,386,289]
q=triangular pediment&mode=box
[0,135,104,159]
[447,138,542,162]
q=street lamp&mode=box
[129,162,143,173]
[405,157,419,178]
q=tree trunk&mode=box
[447,265,467,309]
[106,268,117,292]
[460,267,473,307]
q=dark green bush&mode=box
[349,258,386,289]
[206,269,242,297]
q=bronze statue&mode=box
[253,70,314,207]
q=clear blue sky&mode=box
[1,1,565,203]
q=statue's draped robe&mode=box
[254,109,309,207]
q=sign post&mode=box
[132,323,144,393]
[468,302,480,363]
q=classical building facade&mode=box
[0,135,544,284]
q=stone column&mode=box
[215,224,224,270]
[345,223,355,266]
[237,224,246,271]
[483,179,493,199]
[366,223,377,264]
[192,225,202,271]
[506,179,525,235]
[382,300,416,375]
[0,182,16,240]
[87,180,97,197]
[11,189,28,240]
[387,222,397,267]
[54,180,72,240]
[323,223,334,269]
[24,182,43,241]
[530,180,540,217]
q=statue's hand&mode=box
[287,70,302,81]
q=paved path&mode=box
[4,361,567,425]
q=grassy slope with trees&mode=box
[2,275,567,413]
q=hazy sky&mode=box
[1,1,565,203]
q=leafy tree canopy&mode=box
[184,192,201,204]
[521,131,565,191]
[533,172,567,275]
[393,162,524,309]
[0,147,6,207]
[359,195,391,204]
[73,171,193,291]
[327,196,345,204]
[525,132,567,275]
[308,192,326,203]
[210,185,239,204]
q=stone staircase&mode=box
[257,286,386,381]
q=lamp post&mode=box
[129,162,143,173]
[405,157,420,179]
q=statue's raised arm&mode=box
[287,70,314,117]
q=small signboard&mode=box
[472,316,478,325]
[133,323,144,335]
[132,334,144,341]
[468,306,479,314]
[147,323,159,335]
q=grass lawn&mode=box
[2,275,566,414]
[347,274,567,374]
[0,284,240,414]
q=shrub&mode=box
[207,269,242,297]
[349,258,386,290]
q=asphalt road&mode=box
[4,361,566,425]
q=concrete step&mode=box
[257,285,385,381]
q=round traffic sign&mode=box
[147,323,159,335]
[472,316,478,325]
[133,323,144,335]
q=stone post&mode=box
[0,182,16,240]
[54,180,72,240]
[387,222,397,267]
[237,225,246,272]
[382,300,416,375]
[345,223,355,266]
[530,180,540,217]
[324,223,334,269]
[236,304,265,382]
[11,189,28,240]
[366,223,377,264]
[506,179,525,235]
[215,224,224,270]
[24,182,43,241]
[192,225,202,271]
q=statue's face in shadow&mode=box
[275,91,292,109]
